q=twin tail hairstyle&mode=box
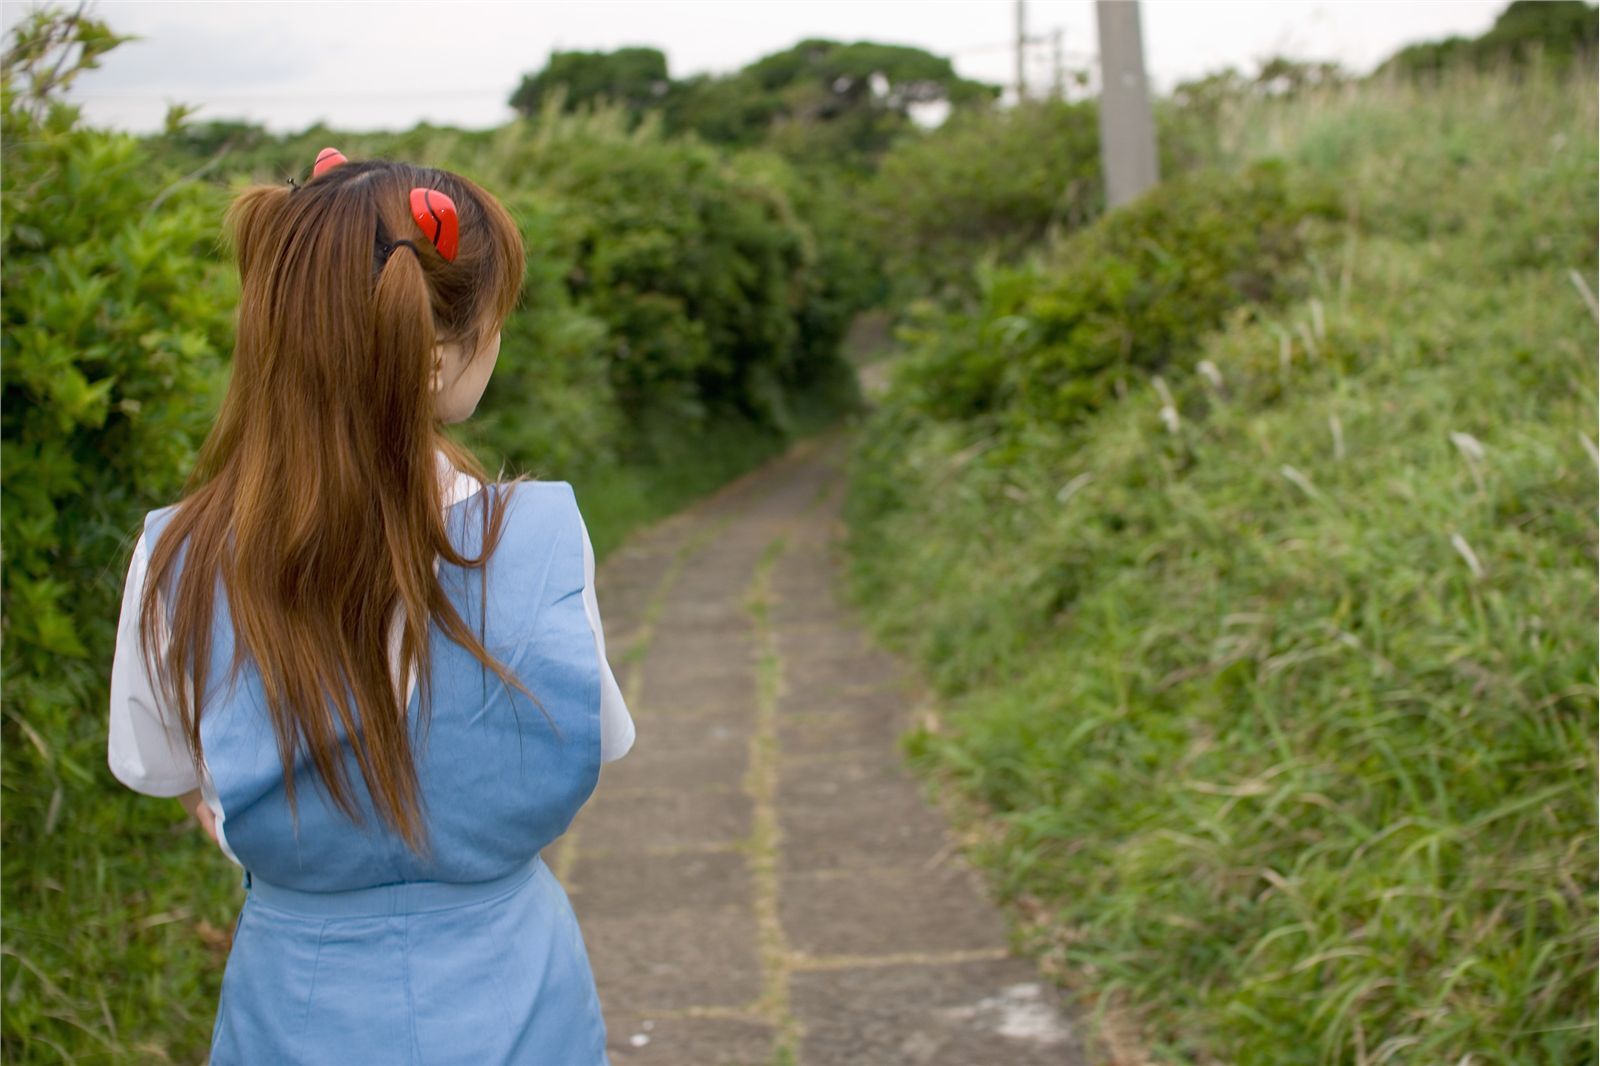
[138,151,536,857]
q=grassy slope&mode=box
[842,72,1597,1064]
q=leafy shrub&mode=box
[485,102,821,439]
[1,13,233,759]
[861,98,1102,306]
[146,95,870,473]
[455,189,621,476]
[887,160,1323,430]
[1379,0,1598,80]
[724,149,885,396]
[1,12,239,1062]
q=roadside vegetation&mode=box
[843,32,1597,1066]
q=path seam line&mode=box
[743,532,800,1065]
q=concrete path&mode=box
[548,427,1087,1066]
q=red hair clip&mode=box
[313,146,347,177]
[409,188,459,262]
[306,147,459,262]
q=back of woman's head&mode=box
[139,154,533,857]
[222,157,523,470]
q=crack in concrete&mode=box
[788,948,1012,973]
[743,532,801,1066]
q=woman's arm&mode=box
[108,537,203,795]
[577,505,635,763]
[177,787,220,846]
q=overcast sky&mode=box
[1,0,1508,134]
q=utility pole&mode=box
[1052,27,1064,100]
[1015,0,1027,103]
[1095,0,1160,207]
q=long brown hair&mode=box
[140,158,534,858]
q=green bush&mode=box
[1378,0,1597,80]
[148,97,871,471]
[723,149,884,394]
[1,12,241,1062]
[861,98,1102,306]
[454,188,622,477]
[0,15,234,787]
[487,106,814,436]
[885,161,1322,431]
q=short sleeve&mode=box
[576,504,635,763]
[107,534,202,797]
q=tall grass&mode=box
[843,68,1597,1064]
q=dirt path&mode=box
[549,426,1086,1066]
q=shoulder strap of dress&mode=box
[140,503,187,617]
[142,502,181,553]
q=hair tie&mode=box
[379,238,421,264]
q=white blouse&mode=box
[107,453,635,865]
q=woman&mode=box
[107,149,633,1064]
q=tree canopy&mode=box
[1378,0,1597,78]
[508,38,1000,169]
[509,46,672,121]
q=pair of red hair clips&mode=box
[311,147,459,262]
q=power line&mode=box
[951,36,1091,61]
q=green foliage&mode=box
[746,38,966,102]
[845,67,1597,1065]
[886,160,1322,430]
[148,92,874,468]
[723,149,886,393]
[483,103,823,441]
[508,47,671,123]
[0,14,233,748]
[454,189,621,477]
[658,70,784,150]
[507,38,1002,172]
[160,116,275,161]
[861,98,1103,305]
[735,38,998,166]
[0,5,130,120]
[1378,0,1597,79]
[1,11,239,1062]
[1159,58,1349,176]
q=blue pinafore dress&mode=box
[143,481,609,1065]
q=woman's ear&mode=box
[430,343,446,394]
